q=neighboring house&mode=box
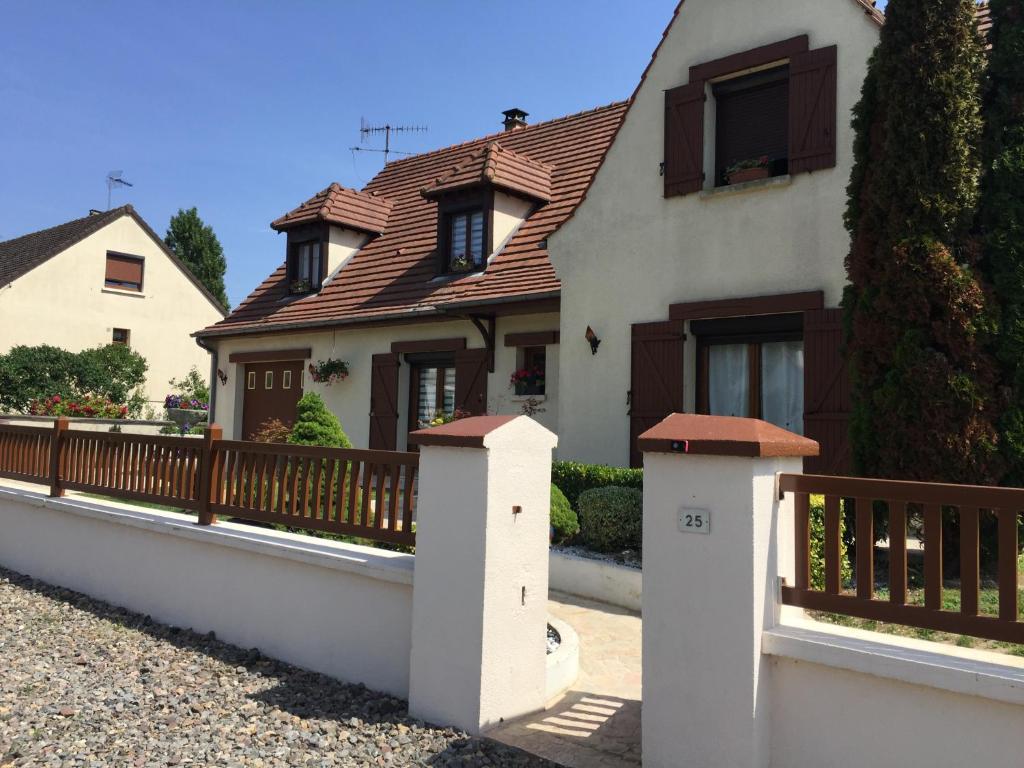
[196,105,624,445]
[0,205,227,405]
[550,0,888,469]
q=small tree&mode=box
[74,344,148,413]
[165,207,230,311]
[978,0,1024,485]
[0,345,78,412]
[289,393,351,448]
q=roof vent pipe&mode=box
[502,108,528,132]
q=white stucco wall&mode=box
[325,226,370,281]
[490,191,533,259]
[0,486,414,697]
[549,0,880,466]
[209,311,561,447]
[0,214,224,406]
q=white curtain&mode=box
[418,367,438,423]
[708,344,749,417]
[761,341,804,433]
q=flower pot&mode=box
[166,408,208,435]
[727,167,771,185]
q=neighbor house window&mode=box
[289,240,322,294]
[446,209,485,272]
[695,314,804,434]
[713,66,789,186]
[513,346,546,396]
[104,253,144,292]
[112,328,130,346]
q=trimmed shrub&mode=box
[550,484,579,543]
[577,486,642,553]
[552,461,643,511]
[289,393,351,448]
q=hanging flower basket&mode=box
[308,358,350,385]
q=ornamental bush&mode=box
[288,392,351,448]
[808,495,852,591]
[577,486,642,553]
[551,461,643,511]
[550,484,579,543]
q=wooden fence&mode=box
[0,419,418,547]
[779,473,1023,644]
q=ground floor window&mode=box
[695,314,804,434]
[513,346,546,396]
[411,362,456,429]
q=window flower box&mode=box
[725,156,771,185]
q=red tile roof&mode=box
[201,102,626,338]
[421,142,554,203]
[270,183,393,235]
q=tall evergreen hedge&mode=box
[979,0,1024,485]
[843,0,1001,485]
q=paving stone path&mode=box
[0,568,561,767]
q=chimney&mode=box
[502,108,529,132]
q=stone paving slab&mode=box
[0,567,563,768]
[488,594,641,768]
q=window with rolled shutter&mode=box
[664,83,705,197]
[789,45,838,174]
[104,253,144,291]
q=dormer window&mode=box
[285,225,327,295]
[447,208,486,273]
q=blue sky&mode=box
[1,2,675,307]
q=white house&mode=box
[0,205,227,405]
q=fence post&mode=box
[406,415,557,735]
[48,417,69,497]
[638,414,818,768]
[197,424,222,526]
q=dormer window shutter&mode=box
[664,82,706,197]
[788,45,838,174]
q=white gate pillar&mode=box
[639,414,818,768]
[407,415,557,734]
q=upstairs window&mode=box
[112,328,130,345]
[288,239,323,295]
[446,209,485,273]
[104,253,144,292]
[713,66,789,186]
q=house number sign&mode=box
[678,507,710,534]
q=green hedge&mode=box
[552,461,643,511]
[809,495,852,591]
[577,486,642,553]
[550,484,579,543]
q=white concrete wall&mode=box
[0,213,224,406]
[0,486,414,697]
[549,0,880,466]
[210,312,561,446]
[769,649,1024,768]
[548,549,642,612]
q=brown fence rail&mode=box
[779,473,1023,644]
[0,418,418,547]
[60,430,205,511]
[0,424,53,484]
[211,441,418,546]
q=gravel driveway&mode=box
[0,568,561,767]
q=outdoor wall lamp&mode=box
[585,326,601,355]
[217,369,228,386]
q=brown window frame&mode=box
[111,328,130,346]
[104,252,145,292]
[285,224,328,295]
[694,314,802,418]
[436,189,492,275]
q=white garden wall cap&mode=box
[409,414,557,450]
[764,622,1024,708]
[637,413,819,458]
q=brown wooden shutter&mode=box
[629,319,686,467]
[105,254,144,288]
[788,45,838,174]
[369,353,400,450]
[455,348,489,415]
[664,82,705,197]
[803,308,851,475]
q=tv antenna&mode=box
[106,171,134,210]
[351,118,427,164]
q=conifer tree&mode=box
[165,207,230,311]
[843,0,1000,484]
[979,0,1024,485]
